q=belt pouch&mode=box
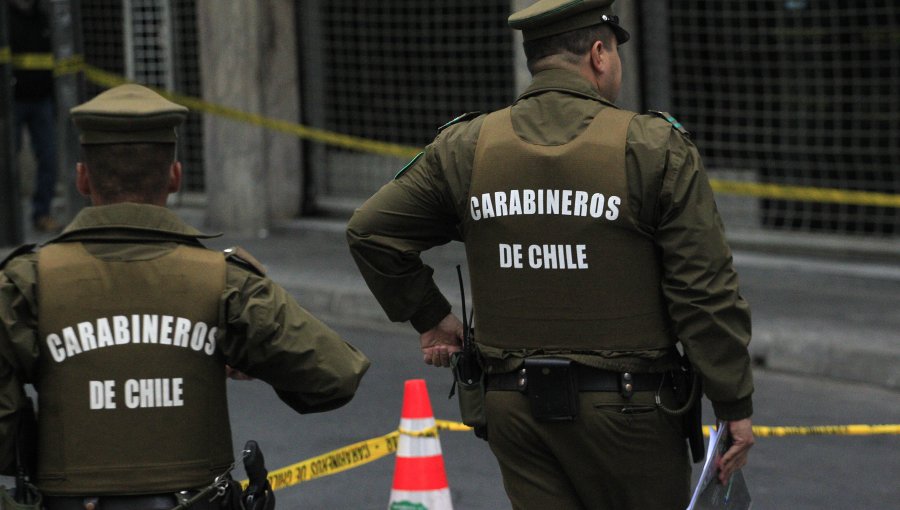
[451,352,486,428]
[524,358,578,422]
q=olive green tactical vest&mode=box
[36,242,232,495]
[465,106,673,353]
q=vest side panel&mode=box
[36,243,231,495]
[466,107,672,352]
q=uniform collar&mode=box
[52,203,220,242]
[517,68,618,107]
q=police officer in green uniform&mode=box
[346,1,754,508]
[0,84,370,509]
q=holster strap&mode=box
[486,364,664,393]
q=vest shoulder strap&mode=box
[0,243,37,270]
[224,246,266,276]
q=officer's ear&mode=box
[166,161,183,194]
[589,40,606,74]
[76,162,92,197]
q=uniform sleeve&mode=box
[346,121,480,333]
[654,131,754,421]
[0,276,24,474]
[0,259,38,475]
[219,266,370,414]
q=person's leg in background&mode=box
[22,97,61,232]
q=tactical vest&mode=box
[465,106,673,353]
[35,242,232,495]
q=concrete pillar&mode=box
[296,0,325,214]
[197,0,301,236]
[260,1,302,222]
[49,0,87,224]
[615,0,642,112]
[640,1,671,112]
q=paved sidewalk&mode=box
[4,212,898,391]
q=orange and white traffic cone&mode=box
[388,379,453,510]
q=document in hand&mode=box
[686,420,752,510]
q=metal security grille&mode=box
[80,0,125,99]
[670,0,899,236]
[170,0,203,193]
[303,0,516,206]
[125,0,172,88]
[78,0,204,192]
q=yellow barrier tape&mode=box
[747,424,900,438]
[436,419,476,433]
[397,419,475,438]
[3,51,899,207]
[0,51,84,75]
[239,420,472,490]
[241,430,400,491]
[241,421,898,492]
[710,179,900,208]
[79,62,422,160]
[11,52,55,70]
[55,54,85,76]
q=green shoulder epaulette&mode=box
[648,110,690,137]
[438,111,482,133]
[0,243,37,270]
[223,246,266,276]
[394,151,425,179]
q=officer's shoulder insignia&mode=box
[0,244,37,270]
[648,110,690,137]
[437,111,482,133]
[223,246,266,276]
[394,151,425,179]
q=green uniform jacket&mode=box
[347,68,752,420]
[0,203,370,479]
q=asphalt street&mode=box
[227,321,900,510]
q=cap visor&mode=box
[611,24,630,44]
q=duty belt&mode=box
[486,364,664,397]
[43,491,217,510]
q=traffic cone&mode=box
[388,379,453,510]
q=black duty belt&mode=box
[43,491,217,510]
[486,364,664,395]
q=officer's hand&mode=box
[717,418,754,484]
[419,313,463,368]
[226,365,254,381]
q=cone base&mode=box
[389,488,453,510]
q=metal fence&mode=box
[671,0,899,237]
[299,0,516,211]
[79,0,204,192]
[4,1,898,247]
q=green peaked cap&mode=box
[509,0,630,44]
[70,84,188,145]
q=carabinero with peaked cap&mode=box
[347,1,755,508]
[0,84,370,510]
